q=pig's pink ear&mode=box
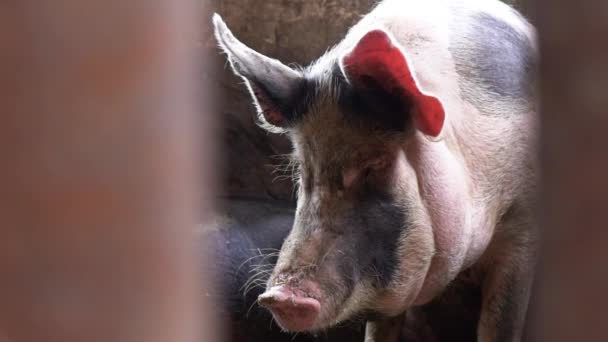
[341,30,445,137]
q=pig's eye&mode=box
[366,157,388,172]
[343,156,389,189]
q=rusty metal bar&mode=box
[535,0,608,340]
[0,1,211,342]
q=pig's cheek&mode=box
[348,153,429,313]
[378,221,435,313]
[409,138,478,303]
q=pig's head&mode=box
[213,14,456,332]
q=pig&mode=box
[212,0,538,340]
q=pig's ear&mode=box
[213,14,306,132]
[340,30,445,138]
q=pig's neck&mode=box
[409,133,492,305]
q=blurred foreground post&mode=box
[0,1,211,342]
[536,0,608,340]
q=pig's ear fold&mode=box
[340,30,446,138]
[213,14,306,132]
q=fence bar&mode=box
[0,1,210,342]
[535,1,608,340]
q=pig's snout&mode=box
[258,285,321,331]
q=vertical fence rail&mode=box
[535,0,608,341]
[0,1,211,342]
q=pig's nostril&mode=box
[258,285,293,307]
[257,285,321,332]
[258,291,286,307]
[257,293,274,306]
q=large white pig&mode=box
[213,0,538,340]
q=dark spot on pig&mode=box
[258,62,413,131]
[333,64,413,132]
[334,261,357,302]
[350,190,406,288]
[250,75,312,125]
[451,12,536,103]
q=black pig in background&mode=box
[203,198,364,342]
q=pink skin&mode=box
[408,136,476,304]
[258,285,322,332]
